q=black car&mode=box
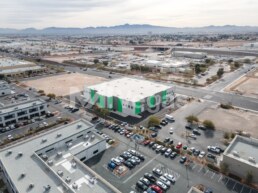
[124,160,134,169]
[136,181,148,191]
[154,125,162,129]
[163,138,170,143]
[179,156,187,164]
[151,132,158,138]
[192,129,201,135]
[71,108,79,113]
[160,121,167,126]
[149,141,155,147]
[160,147,167,154]
[137,154,145,161]
[207,153,216,160]
[170,152,177,159]
[185,123,193,130]
[149,127,159,132]
[144,173,156,183]
[193,149,200,156]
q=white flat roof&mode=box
[87,77,172,102]
[0,119,114,193]
[224,135,258,168]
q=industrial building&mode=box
[0,57,45,76]
[172,51,207,59]
[0,99,48,127]
[0,119,119,193]
[84,77,175,117]
[220,135,258,183]
[0,81,11,96]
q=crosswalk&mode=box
[155,163,180,181]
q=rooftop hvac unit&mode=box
[233,151,239,157]
[56,133,62,138]
[44,185,51,191]
[20,173,26,178]
[29,183,34,189]
[248,157,256,163]
[77,124,82,128]
[6,150,12,155]
[18,152,23,157]
[42,138,47,143]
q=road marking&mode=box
[210,172,215,179]
[192,164,197,169]
[232,182,237,190]
[225,178,230,186]
[198,166,203,173]
[122,154,159,184]
[204,170,209,176]
[240,185,244,193]
[218,175,223,183]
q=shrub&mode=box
[185,115,199,123]
[245,171,253,184]
[224,132,230,139]
[148,116,160,127]
[203,120,215,130]
[228,173,242,182]
[207,163,220,172]
[220,103,233,109]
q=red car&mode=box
[143,140,150,145]
[150,185,163,193]
[176,142,182,149]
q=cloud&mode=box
[0,0,258,28]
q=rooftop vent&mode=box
[28,183,34,189]
[42,138,47,143]
[233,151,239,157]
[56,133,62,138]
[18,152,23,157]
[248,157,256,163]
[6,150,12,155]
[44,185,51,191]
[20,173,26,178]
[77,124,82,128]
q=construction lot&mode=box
[22,72,107,96]
[198,107,258,138]
[225,68,258,98]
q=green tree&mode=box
[93,59,99,64]
[47,93,56,100]
[245,171,253,184]
[148,116,160,127]
[195,64,202,74]
[203,120,215,130]
[99,108,110,118]
[185,115,199,123]
[217,68,224,78]
[103,61,109,66]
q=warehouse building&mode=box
[84,77,175,117]
[0,119,119,193]
[0,99,48,127]
[0,81,11,96]
[220,135,258,183]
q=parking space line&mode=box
[232,182,237,190]
[218,175,223,183]
[225,178,230,186]
[249,188,252,193]
[240,185,244,193]
[198,166,203,173]
[204,170,209,176]
[210,172,216,179]
[192,164,197,170]
[122,154,159,184]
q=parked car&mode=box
[193,129,201,135]
[199,151,206,158]
[149,141,155,147]
[152,168,162,176]
[193,149,200,156]
[170,152,177,159]
[124,161,134,169]
[150,185,163,193]
[207,153,216,160]
[176,142,182,149]
[156,180,168,191]
[136,181,148,191]
[163,173,176,183]
[144,173,156,183]
[207,146,220,154]
[159,176,171,187]
[139,177,151,186]
[164,148,172,157]
[163,137,170,143]
[151,132,158,138]
[179,156,187,164]
[154,125,162,129]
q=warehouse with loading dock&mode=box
[84,77,175,117]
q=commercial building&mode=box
[0,99,48,127]
[0,119,119,193]
[220,135,258,182]
[0,81,11,96]
[0,57,45,77]
[84,77,175,117]
[172,51,207,59]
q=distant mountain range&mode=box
[1,24,258,35]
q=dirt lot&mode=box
[225,69,258,98]
[198,107,258,137]
[22,73,107,96]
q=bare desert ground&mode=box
[22,73,107,96]
[198,107,258,137]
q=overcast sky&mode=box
[1,0,258,29]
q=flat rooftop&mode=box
[224,135,258,167]
[0,98,45,114]
[87,77,172,102]
[0,119,116,193]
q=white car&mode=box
[169,128,174,134]
[7,135,13,140]
[189,134,197,139]
[199,151,206,158]
[159,176,171,186]
[156,180,168,190]
[163,173,176,183]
